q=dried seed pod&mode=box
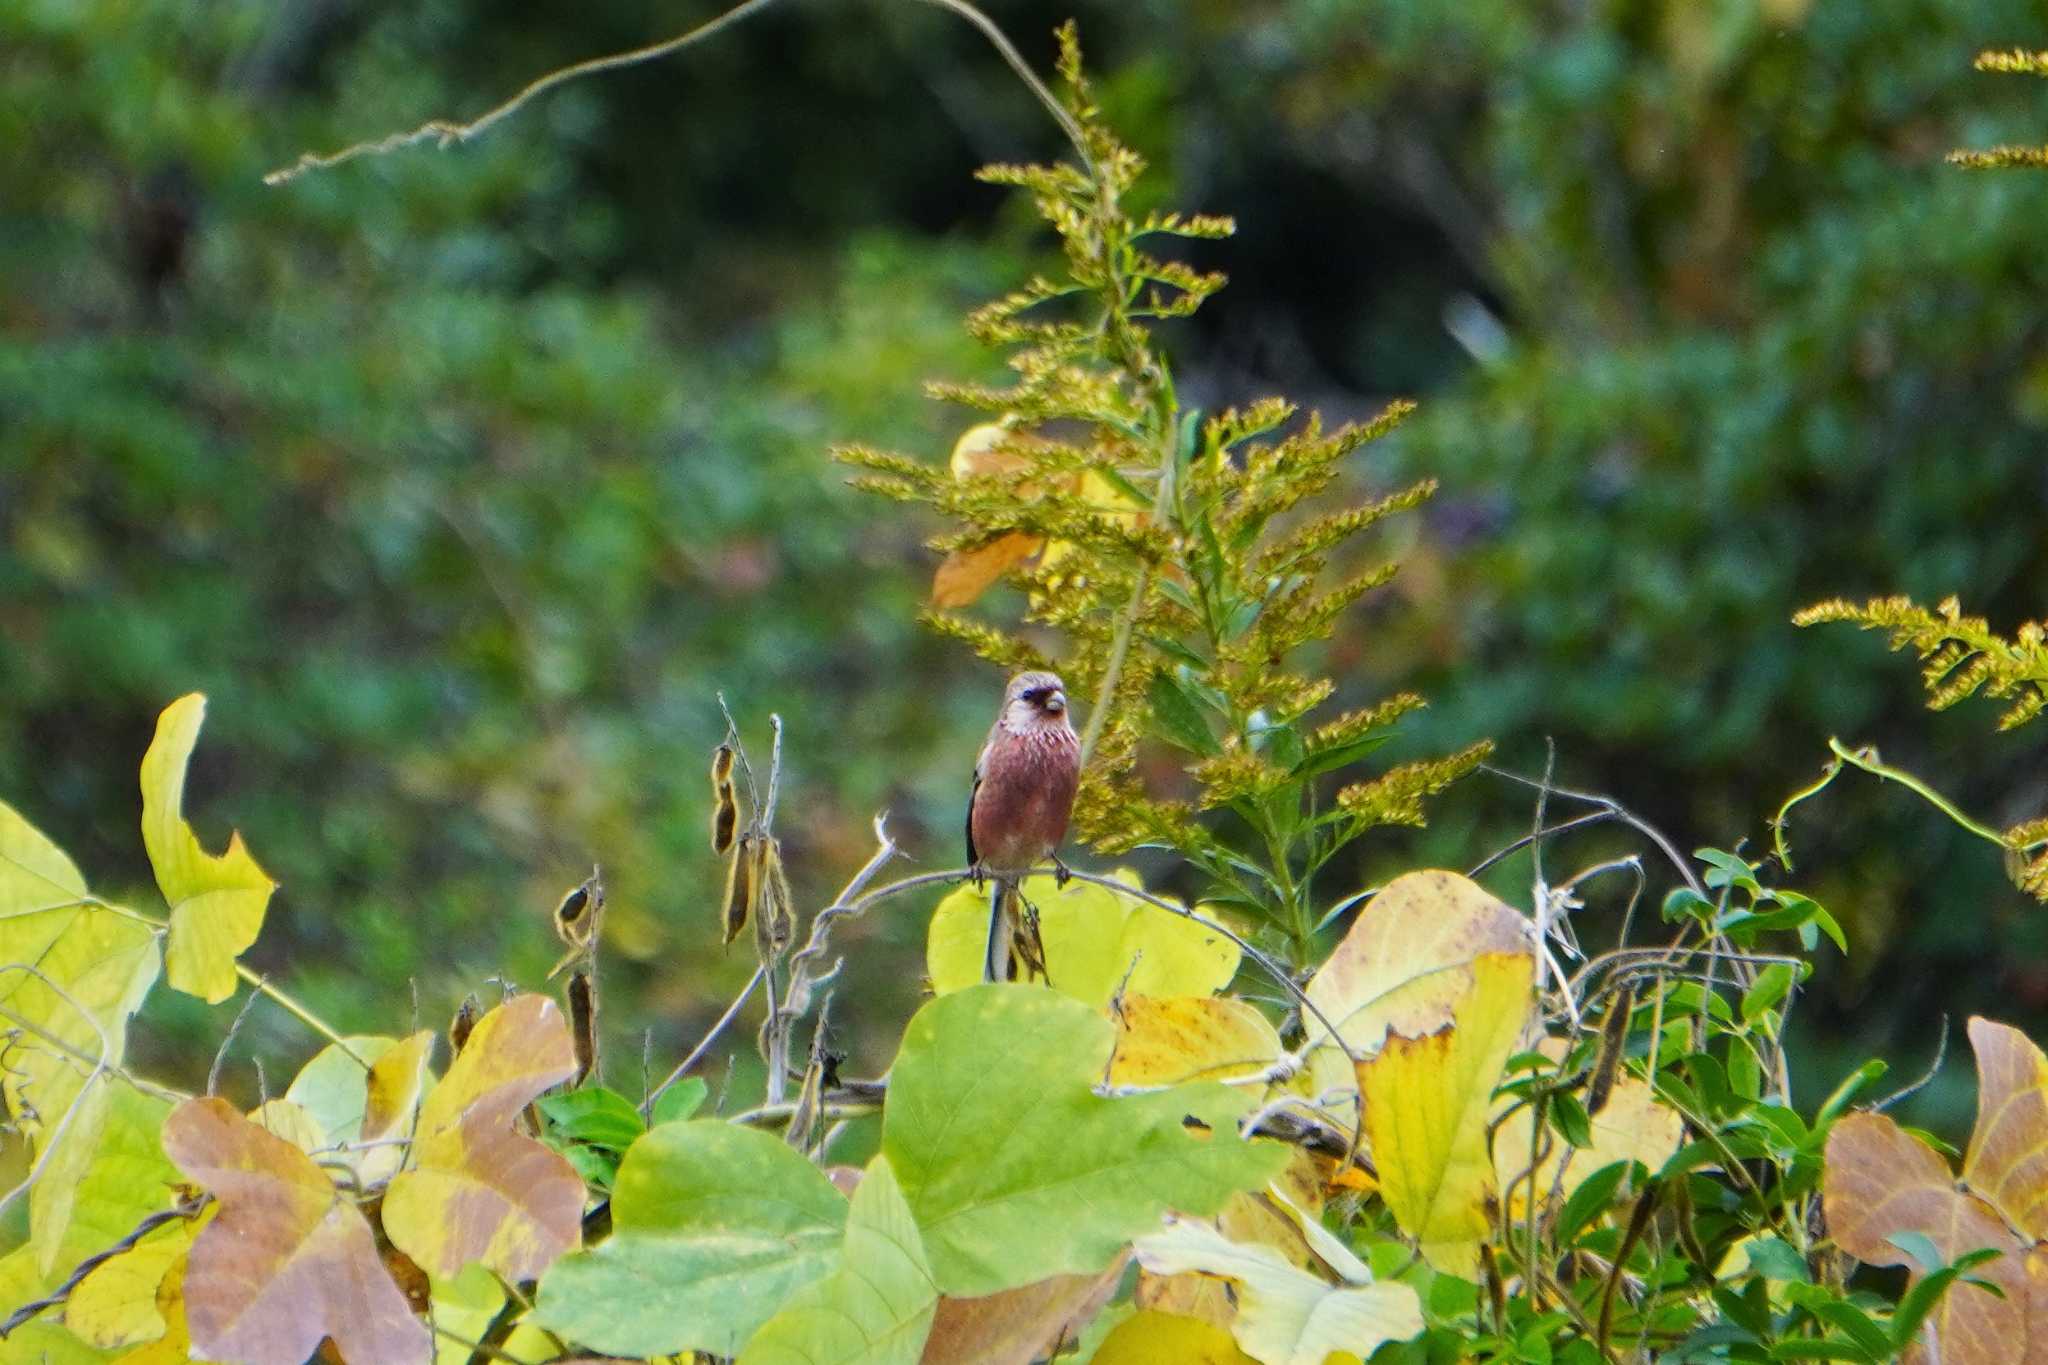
[763,838,796,957]
[751,836,785,962]
[568,969,599,1088]
[710,744,739,855]
[1586,980,1636,1117]
[449,993,481,1056]
[554,869,605,951]
[722,833,757,945]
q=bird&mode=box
[967,670,1081,982]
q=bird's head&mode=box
[1001,670,1071,732]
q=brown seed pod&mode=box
[710,744,739,855]
[554,870,605,951]
[722,833,757,946]
[449,993,481,1056]
[763,838,796,957]
[1586,980,1636,1117]
[568,969,598,1087]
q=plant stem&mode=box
[235,964,367,1067]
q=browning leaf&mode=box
[1824,1109,2048,1363]
[933,533,1045,609]
[161,1097,431,1365]
[381,994,584,1282]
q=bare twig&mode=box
[1482,765,1708,902]
[263,0,787,185]
[208,978,269,1097]
[643,967,764,1122]
[1872,1015,1950,1114]
[0,1197,205,1340]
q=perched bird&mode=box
[967,670,1081,982]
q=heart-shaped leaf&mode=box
[162,1096,430,1365]
[381,995,581,1281]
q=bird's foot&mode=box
[1052,855,1072,888]
[969,862,986,890]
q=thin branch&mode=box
[264,0,1094,188]
[235,964,367,1068]
[208,977,269,1096]
[1482,765,1708,902]
[0,1198,205,1339]
[263,0,788,185]
[642,966,764,1122]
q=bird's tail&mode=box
[984,881,1018,984]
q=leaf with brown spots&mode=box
[160,1096,431,1365]
[1107,997,1287,1088]
[1823,1109,2048,1364]
[1301,869,1530,1101]
[381,994,583,1282]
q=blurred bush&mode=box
[4,0,2047,1114]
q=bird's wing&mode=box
[966,738,990,867]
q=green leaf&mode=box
[651,1077,709,1126]
[284,1035,401,1149]
[1814,1060,1887,1132]
[1742,963,1797,1024]
[1555,1161,1634,1247]
[1806,1300,1894,1359]
[1289,730,1394,782]
[539,1086,646,1150]
[1549,1094,1594,1149]
[140,694,277,1003]
[1148,670,1219,756]
[1771,1340,1884,1362]
[534,1120,848,1358]
[736,1157,939,1365]
[882,984,1287,1296]
[1743,1237,1810,1283]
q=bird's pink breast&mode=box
[971,725,1080,874]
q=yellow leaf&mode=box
[427,1264,504,1365]
[1302,870,1529,1104]
[140,695,275,1004]
[1041,469,1142,571]
[1108,997,1285,1087]
[1499,1072,1671,1211]
[1359,952,1534,1278]
[1492,1054,1680,1218]
[926,871,1238,1006]
[246,1099,328,1154]
[1091,1310,1259,1365]
[359,1030,436,1187]
[0,805,162,1278]
[1133,1217,1424,1365]
[68,1211,210,1350]
[382,995,583,1282]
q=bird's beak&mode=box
[1045,689,1067,714]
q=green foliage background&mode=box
[4,0,2046,1117]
